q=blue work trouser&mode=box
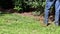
[45,0,60,26]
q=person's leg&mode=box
[44,0,55,25]
[59,9,60,25]
[55,0,60,26]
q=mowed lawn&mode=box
[0,13,60,34]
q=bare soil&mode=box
[20,12,44,21]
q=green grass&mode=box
[0,13,60,34]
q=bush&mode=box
[32,11,41,16]
[12,0,45,11]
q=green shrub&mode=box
[12,0,46,13]
[32,11,41,16]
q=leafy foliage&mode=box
[12,0,46,13]
[0,0,46,14]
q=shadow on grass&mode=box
[0,10,14,16]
